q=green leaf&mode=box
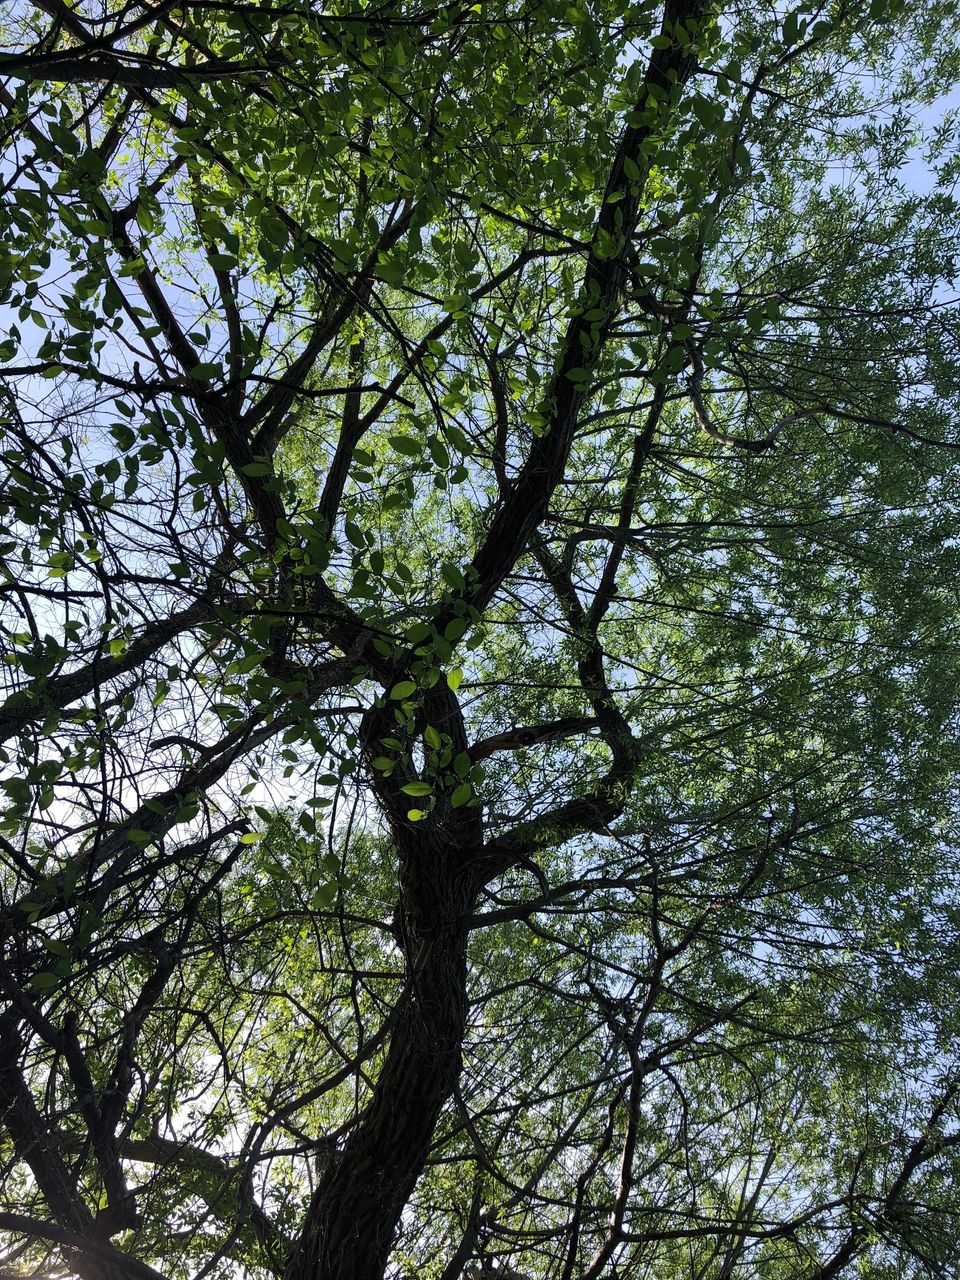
[389,435,422,458]
[440,562,466,591]
[450,782,472,808]
[453,751,470,777]
[310,882,337,910]
[1,778,31,809]
[390,681,417,699]
[401,781,432,796]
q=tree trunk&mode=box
[285,831,479,1280]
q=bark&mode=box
[0,1016,124,1280]
[284,827,481,1280]
[279,8,708,1274]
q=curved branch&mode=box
[0,1212,169,1280]
[685,339,815,452]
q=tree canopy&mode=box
[2,0,960,1277]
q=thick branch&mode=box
[447,0,706,622]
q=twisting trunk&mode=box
[285,824,480,1280]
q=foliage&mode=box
[1,0,960,1277]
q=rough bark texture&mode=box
[284,826,481,1280]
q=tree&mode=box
[2,0,960,1276]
